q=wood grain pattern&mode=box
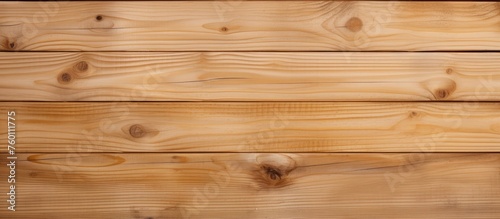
[2,102,500,153]
[1,1,499,217]
[1,52,499,101]
[1,153,499,218]
[1,1,499,51]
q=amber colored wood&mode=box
[2,102,500,153]
[0,52,500,101]
[0,1,499,51]
[1,153,499,218]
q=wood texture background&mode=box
[1,102,500,153]
[1,1,499,218]
[0,1,499,51]
[0,52,499,101]
[1,153,500,218]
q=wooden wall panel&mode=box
[0,1,499,51]
[2,102,500,152]
[2,1,499,218]
[0,52,499,101]
[1,153,499,218]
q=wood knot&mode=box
[424,78,456,100]
[58,72,73,84]
[262,165,283,180]
[96,15,103,21]
[409,111,419,118]
[446,68,453,75]
[255,163,292,188]
[253,154,297,188]
[74,61,89,72]
[435,89,450,99]
[345,17,363,32]
[3,40,17,50]
[220,26,228,32]
[129,124,146,138]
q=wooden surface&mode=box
[1,1,499,51]
[1,153,500,218]
[0,52,500,101]
[1,0,500,218]
[1,102,500,153]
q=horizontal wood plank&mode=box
[1,52,500,101]
[1,153,499,218]
[0,1,499,51]
[2,102,500,152]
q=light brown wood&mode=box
[1,1,499,51]
[0,52,499,101]
[1,0,500,217]
[2,102,500,153]
[1,153,499,218]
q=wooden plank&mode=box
[1,52,500,101]
[2,102,500,153]
[1,1,499,51]
[1,153,499,218]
